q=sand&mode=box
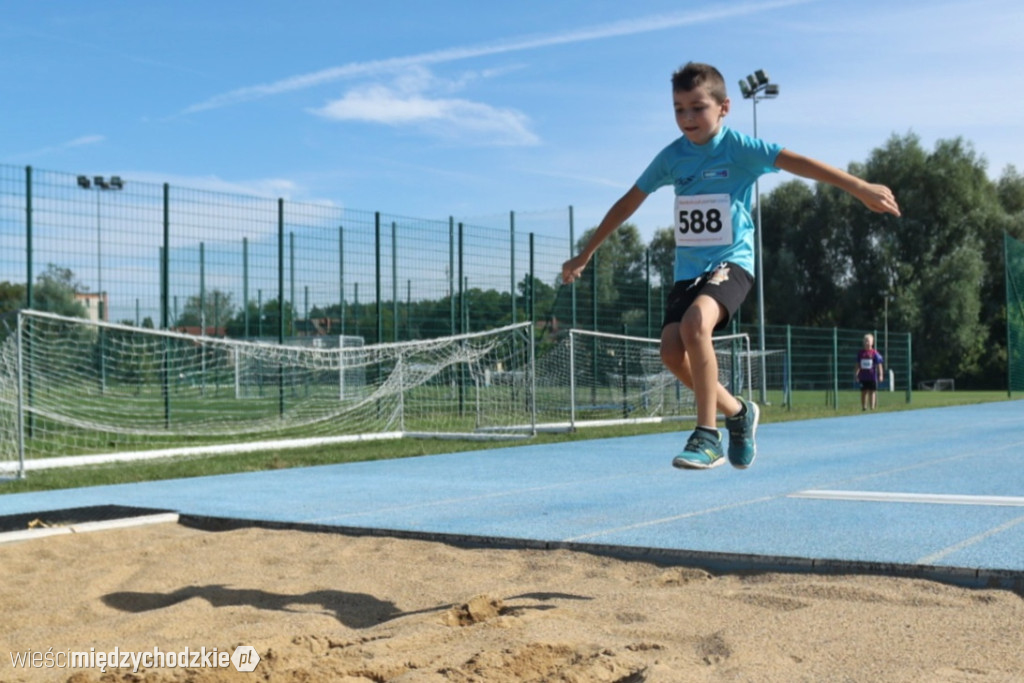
[0,521,1022,682]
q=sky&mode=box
[4,0,1024,245]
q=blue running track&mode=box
[2,401,1023,589]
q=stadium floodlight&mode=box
[76,175,125,325]
[740,69,780,404]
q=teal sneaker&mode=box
[725,397,760,469]
[672,429,725,469]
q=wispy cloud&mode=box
[3,135,105,163]
[67,135,105,148]
[308,65,539,146]
[125,171,305,200]
[7,23,211,78]
[182,0,813,115]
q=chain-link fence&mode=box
[739,322,912,410]
[1,165,659,340]
[0,163,910,409]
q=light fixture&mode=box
[740,68,781,405]
[75,174,125,327]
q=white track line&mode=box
[0,513,180,545]
[789,490,1024,507]
[916,514,1024,565]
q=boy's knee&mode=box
[659,343,681,366]
[679,316,711,345]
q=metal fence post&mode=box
[392,221,398,341]
[375,211,382,344]
[339,226,346,339]
[510,210,516,325]
[569,206,577,330]
[906,333,913,403]
[277,198,285,416]
[529,232,535,324]
[24,167,34,438]
[785,324,792,409]
[832,326,839,410]
[25,166,32,310]
[645,248,652,338]
[449,217,455,336]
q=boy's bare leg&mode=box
[681,296,739,426]
[660,298,741,423]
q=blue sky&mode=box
[4,0,1023,244]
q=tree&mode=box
[33,264,87,317]
[227,297,294,339]
[997,165,1024,215]
[858,133,996,382]
[0,281,26,316]
[648,227,675,292]
[573,222,648,332]
[759,179,843,325]
[754,131,1016,385]
[175,289,237,334]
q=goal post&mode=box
[0,310,537,476]
[532,328,758,432]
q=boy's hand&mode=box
[856,183,901,217]
[561,254,590,284]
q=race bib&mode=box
[860,358,874,370]
[675,194,733,247]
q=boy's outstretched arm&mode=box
[775,149,901,217]
[561,184,648,284]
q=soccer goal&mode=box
[0,310,536,477]
[918,378,955,391]
[532,328,754,431]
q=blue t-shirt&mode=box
[636,126,782,281]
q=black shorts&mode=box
[661,263,753,331]
[860,380,878,391]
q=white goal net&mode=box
[0,311,535,475]
[532,329,754,430]
[0,310,784,477]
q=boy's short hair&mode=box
[671,62,727,103]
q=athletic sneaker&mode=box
[725,397,760,469]
[672,429,725,469]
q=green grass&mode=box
[1,389,1016,494]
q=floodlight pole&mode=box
[740,71,778,405]
[76,175,124,323]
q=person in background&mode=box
[856,333,884,410]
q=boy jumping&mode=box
[562,62,900,470]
